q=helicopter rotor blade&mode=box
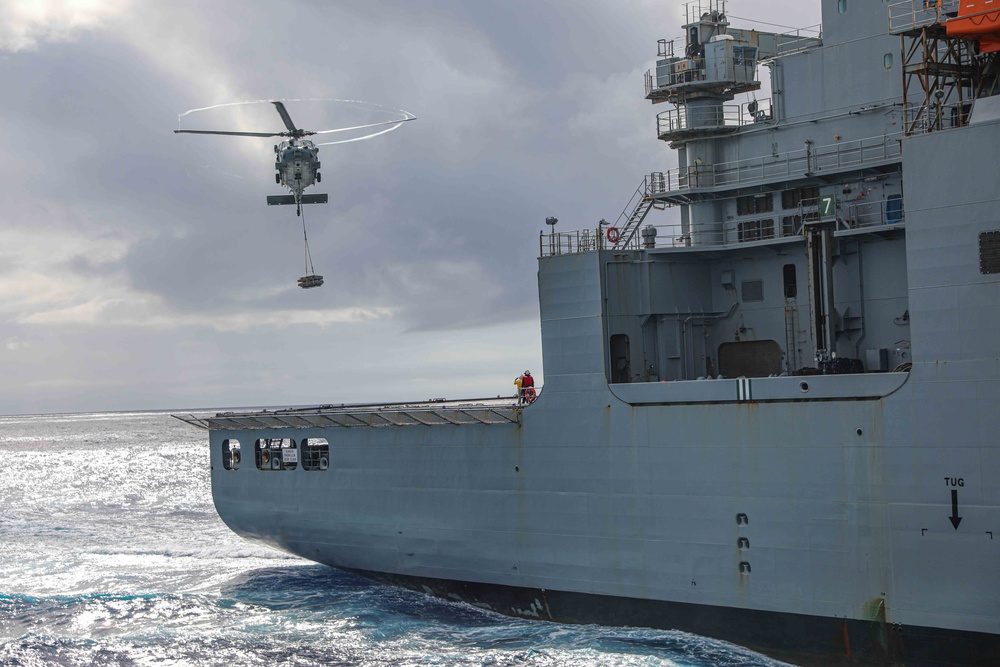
[272,101,299,133]
[315,122,406,146]
[312,116,416,136]
[174,129,281,137]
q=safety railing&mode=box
[645,57,708,98]
[904,100,971,134]
[842,197,906,230]
[656,99,772,139]
[542,227,606,256]
[656,132,902,194]
[539,199,905,258]
[541,221,752,256]
[775,25,823,57]
[684,0,727,25]
[805,136,901,174]
[888,0,961,34]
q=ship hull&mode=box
[203,367,999,667]
[188,3,1000,663]
[348,568,1000,667]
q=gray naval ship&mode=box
[177,1,1000,664]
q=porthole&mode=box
[302,437,330,471]
[884,53,893,71]
[800,381,810,392]
[838,0,847,14]
[255,438,298,471]
[222,439,241,471]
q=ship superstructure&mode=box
[178,2,1000,665]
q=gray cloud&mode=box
[0,0,820,413]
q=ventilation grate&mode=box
[981,231,1000,275]
[741,279,764,302]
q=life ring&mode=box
[261,449,270,465]
[606,227,620,243]
[525,387,537,404]
[232,450,241,465]
[318,456,329,471]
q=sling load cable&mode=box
[297,205,324,289]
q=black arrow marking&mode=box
[950,489,963,530]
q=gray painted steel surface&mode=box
[183,1,1000,664]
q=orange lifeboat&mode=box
[947,0,1000,53]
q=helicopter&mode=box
[174,100,414,289]
[174,100,414,216]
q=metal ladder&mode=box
[612,173,671,249]
[784,303,799,373]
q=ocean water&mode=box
[0,411,789,667]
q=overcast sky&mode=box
[0,0,820,414]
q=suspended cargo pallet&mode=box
[297,275,324,289]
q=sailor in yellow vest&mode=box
[514,374,523,404]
